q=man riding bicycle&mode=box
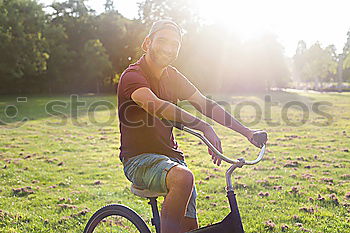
[117,19,268,233]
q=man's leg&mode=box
[180,217,198,232]
[161,165,194,233]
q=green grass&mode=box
[0,91,349,232]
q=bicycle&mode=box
[83,121,267,233]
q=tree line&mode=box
[1,0,349,95]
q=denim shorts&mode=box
[123,153,197,219]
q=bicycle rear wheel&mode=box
[83,204,151,233]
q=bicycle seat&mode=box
[130,184,167,198]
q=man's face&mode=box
[147,29,181,67]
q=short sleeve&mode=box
[175,70,197,101]
[119,71,150,99]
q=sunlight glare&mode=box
[196,0,283,40]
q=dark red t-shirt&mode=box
[117,55,196,162]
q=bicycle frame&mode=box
[147,162,264,233]
[146,122,266,233]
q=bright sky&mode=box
[40,0,350,57]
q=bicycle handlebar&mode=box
[166,120,265,166]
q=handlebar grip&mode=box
[163,120,185,130]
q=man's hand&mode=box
[246,130,268,148]
[203,126,222,166]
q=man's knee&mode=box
[166,165,194,192]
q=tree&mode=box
[292,42,337,90]
[0,0,49,94]
[96,12,138,74]
[175,25,289,92]
[50,0,90,18]
[104,0,115,12]
[137,0,200,29]
[43,23,74,93]
[325,45,338,82]
[292,40,307,85]
[246,33,290,90]
[341,29,350,83]
[48,0,101,93]
[305,43,337,89]
[81,39,113,93]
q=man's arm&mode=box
[187,90,266,148]
[131,87,209,131]
[131,87,223,165]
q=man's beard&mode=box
[149,47,176,68]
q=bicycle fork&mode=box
[225,162,245,233]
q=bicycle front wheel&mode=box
[83,204,151,233]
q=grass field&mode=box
[0,91,349,232]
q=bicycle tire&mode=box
[83,204,151,233]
